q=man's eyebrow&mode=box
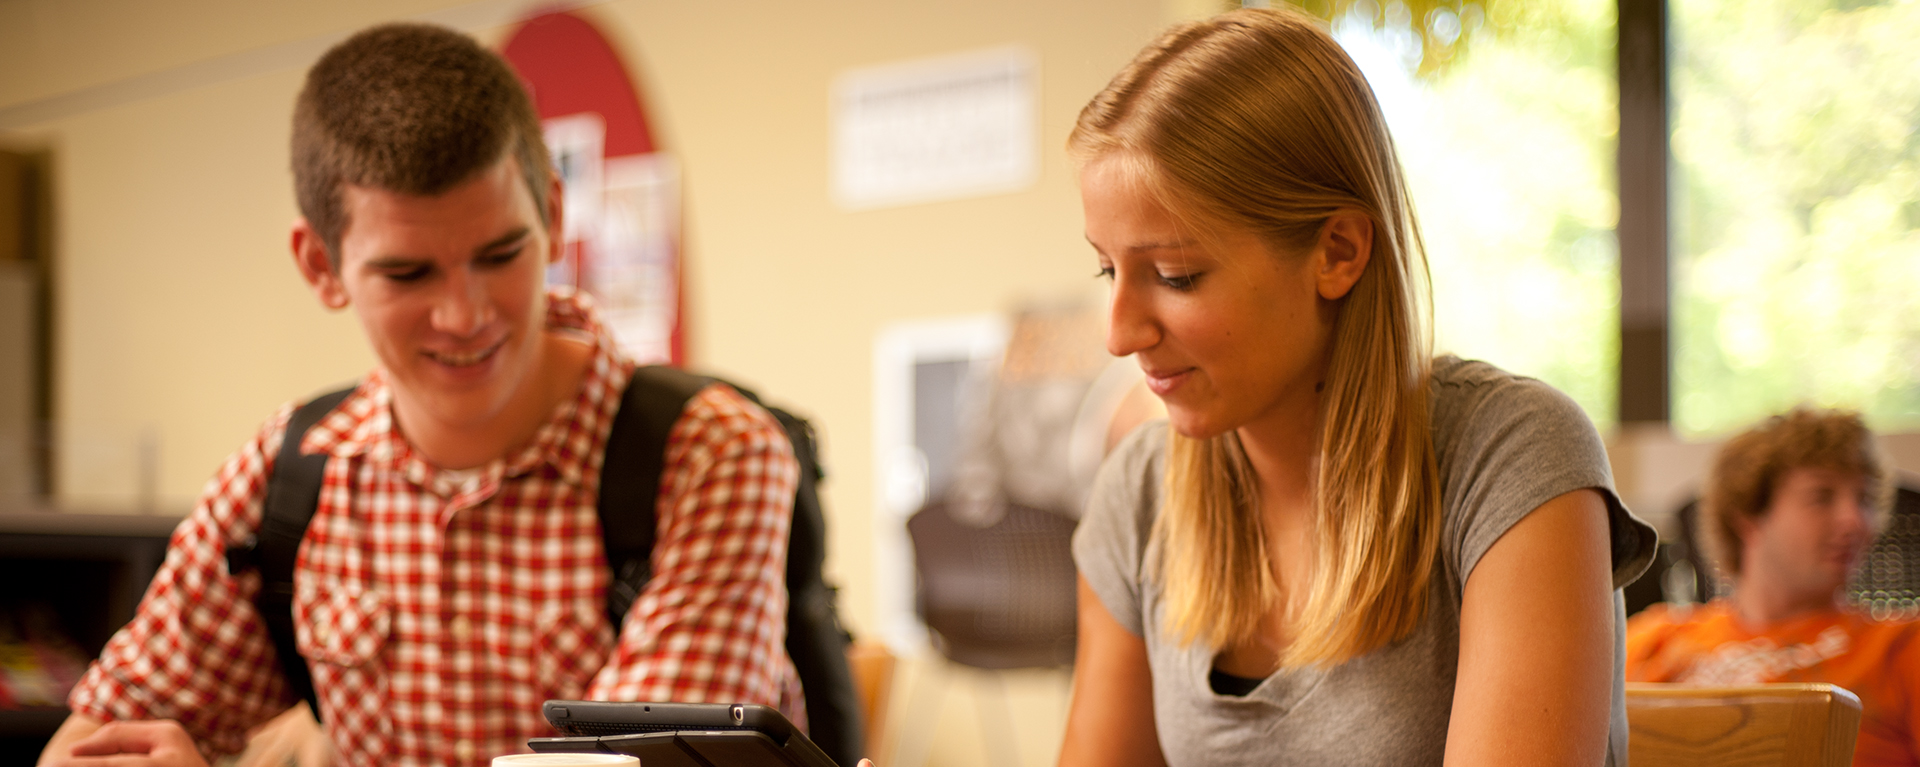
[476,227,532,255]
[361,228,532,269]
[363,254,430,270]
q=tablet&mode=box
[529,700,842,767]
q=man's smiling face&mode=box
[327,154,558,434]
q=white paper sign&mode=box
[832,46,1038,210]
[597,154,680,365]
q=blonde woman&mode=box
[1062,8,1657,766]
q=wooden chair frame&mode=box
[1625,683,1862,767]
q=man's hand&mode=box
[45,720,210,767]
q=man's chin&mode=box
[389,374,515,427]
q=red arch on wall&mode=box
[501,11,682,364]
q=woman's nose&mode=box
[1105,277,1159,358]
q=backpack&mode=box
[224,365,864,766]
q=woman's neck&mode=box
[1235,390,1322,512]
[1233,388,1323,640]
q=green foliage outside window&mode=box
[1294,0,1920,436]
[1304,0,1622,424]
[1671,0,1920,437]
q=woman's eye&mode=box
[1159,272,1200,290]
[384,267,430,282]
[1094,265,1116,281]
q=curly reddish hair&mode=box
[1698,406,1891,577]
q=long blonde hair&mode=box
[1070,7,1440,668]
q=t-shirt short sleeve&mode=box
[1430,357,1657,592]
[1072,421,1169,638]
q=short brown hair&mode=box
[292,23,552,265]
[1699,406,1891,577]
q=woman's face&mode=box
[1081,156,1344,442]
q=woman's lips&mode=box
[1143,367,1193,396]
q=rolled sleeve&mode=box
[1430,359,1656,593]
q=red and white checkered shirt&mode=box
[69,288,803,766]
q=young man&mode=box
[1625,407,1917,766]
[39,24,800,767]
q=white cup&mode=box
[491,754,640,766]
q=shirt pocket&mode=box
[294,584,393,764]
[534,603,613,700]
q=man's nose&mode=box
[1105,276,1160,358]
[431,267,494,337]
[1834,491,1874,546]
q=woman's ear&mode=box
[1314,210,1373,301]
[290,218,350,310]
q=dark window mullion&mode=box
[1616,0,1671,424]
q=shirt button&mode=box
[454,738,476,761]
[450,616,472,641]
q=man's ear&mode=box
[544,173,567,265]
[290,218,350,310]
[1313,209,1374,301]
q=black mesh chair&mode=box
[1622,499,1720,617]
[906,500,1078,669]
[892,499,1078,767]
[1851,485,1920,616]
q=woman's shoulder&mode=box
[1087,419,1169,520]
[1428,355,1600,465]
[1109,418,1169,470]
[1430,355,1585,423]
[1426,356,1651,587]
[1072,419,1170,637]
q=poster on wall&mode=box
[596,154,681,366]
[832,46,1038,210]
[503,11,683,365]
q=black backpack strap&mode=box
[225,385,354,722]
[600,366,863,765]
[766,407,864,767]
[599,365,713,625]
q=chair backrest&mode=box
[906,499,1078,670]
[1852,485,1920,616]
[1625,683,1862,767]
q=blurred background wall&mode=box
[2,0,1917,764]
[0,0,1181,625]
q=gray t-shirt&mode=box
[1072,356,1658,766]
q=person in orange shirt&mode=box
[1627,406,1917,766]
